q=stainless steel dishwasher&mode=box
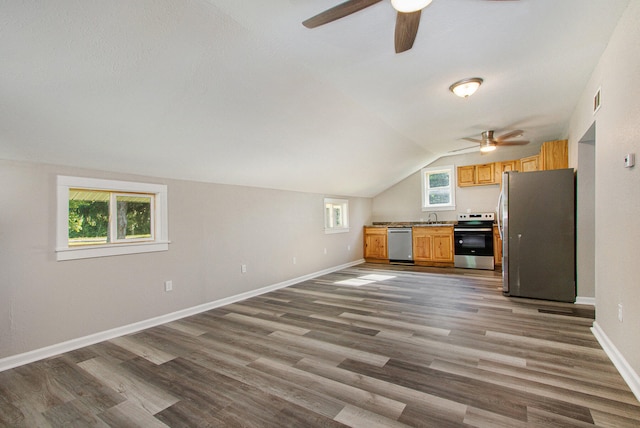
[387,227,413,263]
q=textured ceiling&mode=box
[0,0,630,196]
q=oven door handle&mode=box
[454,228,493,232]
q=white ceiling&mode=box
[0,0,630,197]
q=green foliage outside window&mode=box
[428,172,450,188]
[69,190,152,245]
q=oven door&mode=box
[454,228,494,256]
[454,227,495,269]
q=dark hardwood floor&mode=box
[1,263,639,427]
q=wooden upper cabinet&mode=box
[476,163,495,185]
[458,139,568,187]
[495,160,520,184]
[457,165,476,187]
[520,155,539,172]
[363,227,388,261]
[540,139,568,170]
[457,164,495,187]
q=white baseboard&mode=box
[0,259,365,372]
[575,296,596,306]
[591,321,640,402]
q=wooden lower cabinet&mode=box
[363,227,388,262]
[493,225,502,266]
[413,226,454,266]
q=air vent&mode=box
[593,87,601,114]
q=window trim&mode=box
[421,165,456,211]
[324,198,350,234]
[57,176,169,261]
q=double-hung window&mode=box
[324,198,349,234]
[421,165,456,211]
[57,176,169,260]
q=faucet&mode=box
[428,212,438,224]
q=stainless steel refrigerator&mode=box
[497,168,576,302]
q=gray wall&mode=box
[0,160,371,360]
[567,0,640,377]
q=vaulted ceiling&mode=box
[0,0,630,196]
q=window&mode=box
[324,198,349,233]
[421,165,456,211]
[57,176,169,260]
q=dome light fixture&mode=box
[449,77,484,98]
[391,0,433,13]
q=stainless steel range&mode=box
[454,212,495,270]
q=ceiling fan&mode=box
[302,0,519,54]
[463,130,530,153]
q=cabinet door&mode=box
[364,228,387,259]
[495,160,519,184]
[493,225,502,265]
[457,165,476,187]
[432,233,453,262]
[476,163,495,185]
[540,139,568,170]
[412,229,433,261]
[520,155,539,172]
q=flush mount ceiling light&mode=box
[449,77,484,98]
[391,0,433,13]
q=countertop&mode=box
[369,222,457,228]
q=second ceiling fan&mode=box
[302,0,517,54]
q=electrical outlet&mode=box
[618,303,623,322]
[241,264,247,274]
[165,280,173,292]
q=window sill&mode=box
[56,241,170,261]
[325,228,350,234]
[421,206,456,212]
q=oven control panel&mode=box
[457,212,495,221]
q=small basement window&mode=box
[324,198,349,234]
[57,176,169,260]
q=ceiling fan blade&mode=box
[303,0,383,28]
[496,129,524,141]
[497,140,530,146]
[395,11,421,53]
[462,137,483,143]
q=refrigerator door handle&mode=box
[496,188,504,240]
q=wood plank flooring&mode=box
[2,263,639,427]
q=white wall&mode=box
[372,144,541,223]
[0,159,371,361]
[567,0,640,382]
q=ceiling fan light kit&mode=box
[480,141,497,152]
[449,77,484,98]
[391,0,433,13]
